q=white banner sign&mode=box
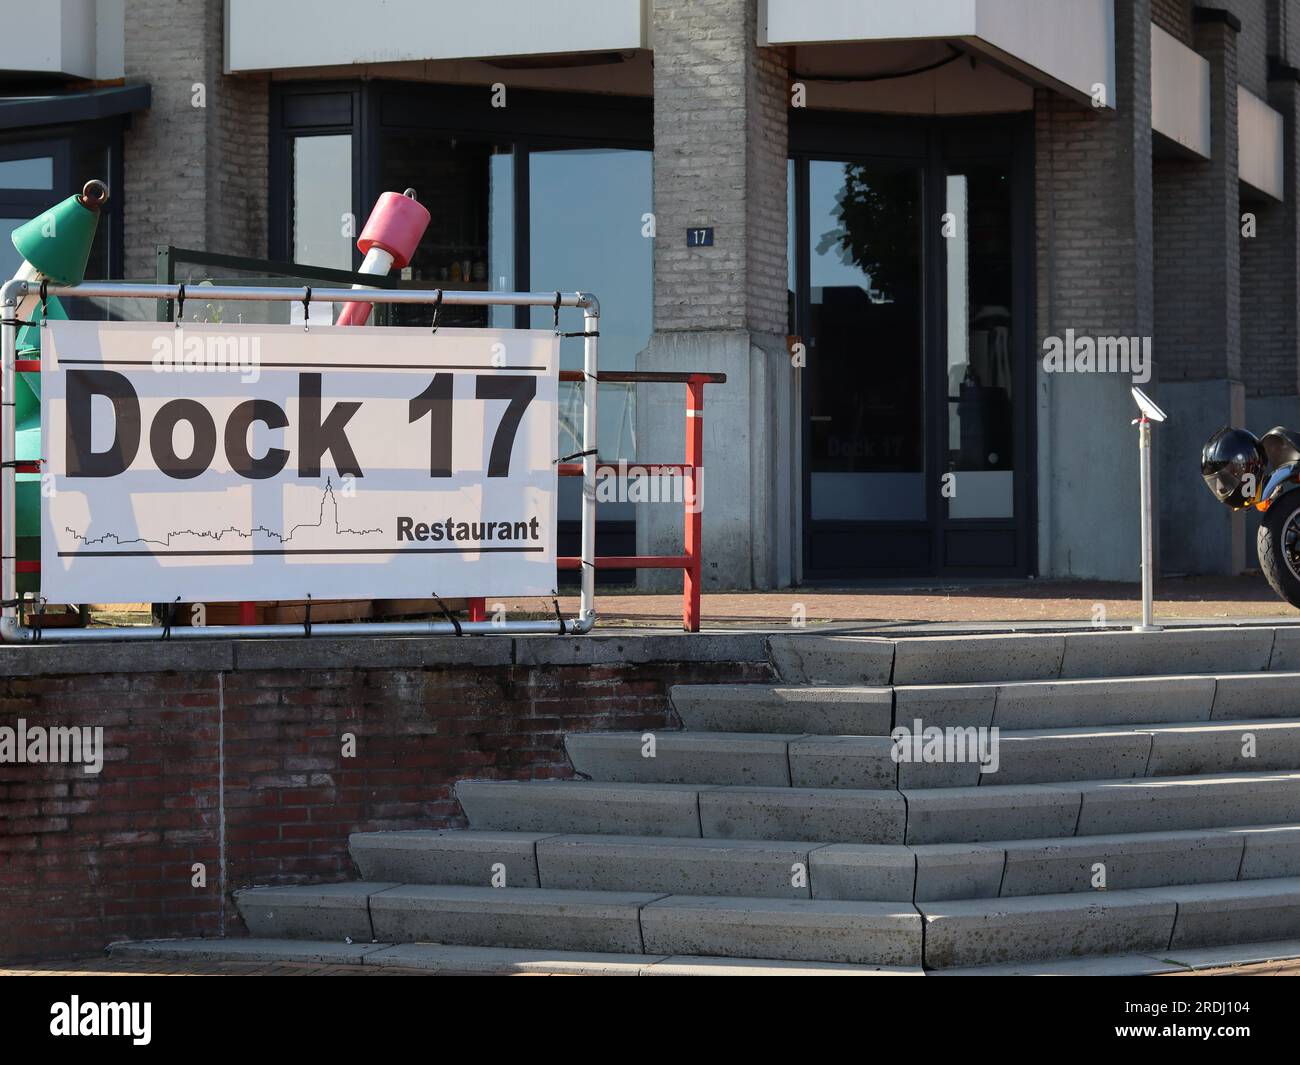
[40,321,559,603]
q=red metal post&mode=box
[238,602,257,625]
[683,377,705,632]
[468,597,487,622]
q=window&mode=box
[292,134,353,271]
[0,155,54,190]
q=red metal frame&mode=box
[10,360,725,633]
[553,369,723,632]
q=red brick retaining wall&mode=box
[0,634,773,961]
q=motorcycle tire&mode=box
[1258,489,1300,608]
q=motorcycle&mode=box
[1202,425,1300,606]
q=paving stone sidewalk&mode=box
[530,575,1300,630]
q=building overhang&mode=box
[0,0,124,82]
[0,82,149,132]
[759,0,1116,107]
[224,0,648,73]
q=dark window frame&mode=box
[0,119,126,280]
[270,79,651,327]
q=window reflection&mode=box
[808,161,925,521]
[380,134,514,328]
[945,167,1014,519]
[529,148,652,466]
[529,148,652,523]
[293,135,352,273]
[0,157,53,190]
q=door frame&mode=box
[789,110,1036,580]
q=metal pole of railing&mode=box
[579,295,600,628]
[1,280,18,623]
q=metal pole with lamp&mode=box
[1131,385,1167,632]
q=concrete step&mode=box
[565,731,799,786]
[457,772,1300,845]
[108,933,1300,976]
[910,718,1300,787]
[235,882,922,965]
[671,684,894,735]
[349,830,549,888]
[908,772,1300,843]
[369,885,663,954]
[767,627,1294,687]
[236,875,1300,968]
[109,937,922,975]
[920,876,1300,968]
[639,894,921,965]
[564,720,1300,790]
[346,823,1300,901]
[767,635,895,686]
[671,672,1300,738]
[904,672,1300,731]
[535,834,815,898]
[456,779,706,837]
[233,881,394,942]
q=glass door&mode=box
[793,116,1032,579]
[802,157,932,573]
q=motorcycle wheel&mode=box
[1258,489,1300,608]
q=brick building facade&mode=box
[5,0,1300,589]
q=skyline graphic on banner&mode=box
[63,479,383,552]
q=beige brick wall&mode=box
[122,0,268,281]
[649,0,788,335]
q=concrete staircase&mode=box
[113,626,1300,974]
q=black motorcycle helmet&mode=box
[1201,426,1267,509]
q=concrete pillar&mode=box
[634,0,795,591]
[1244,63,1300,416]
[122,0,268,280]
[1155,7,1244,576]
[1242,61,1300,562]
[1035,0,1154,581]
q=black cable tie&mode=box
[32,597,46,645]
[430,289,443,333]
[552,598,567,635]
[39,279,49,324]
[558,331,599,338]
[433,594,462,636]
[0,459,37,469]
[175,283,185,326]
[555,448,598,464]
[552,291,562,331]
[161,595,180,640]
[303,593,312,638]
[302,287,311,329]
